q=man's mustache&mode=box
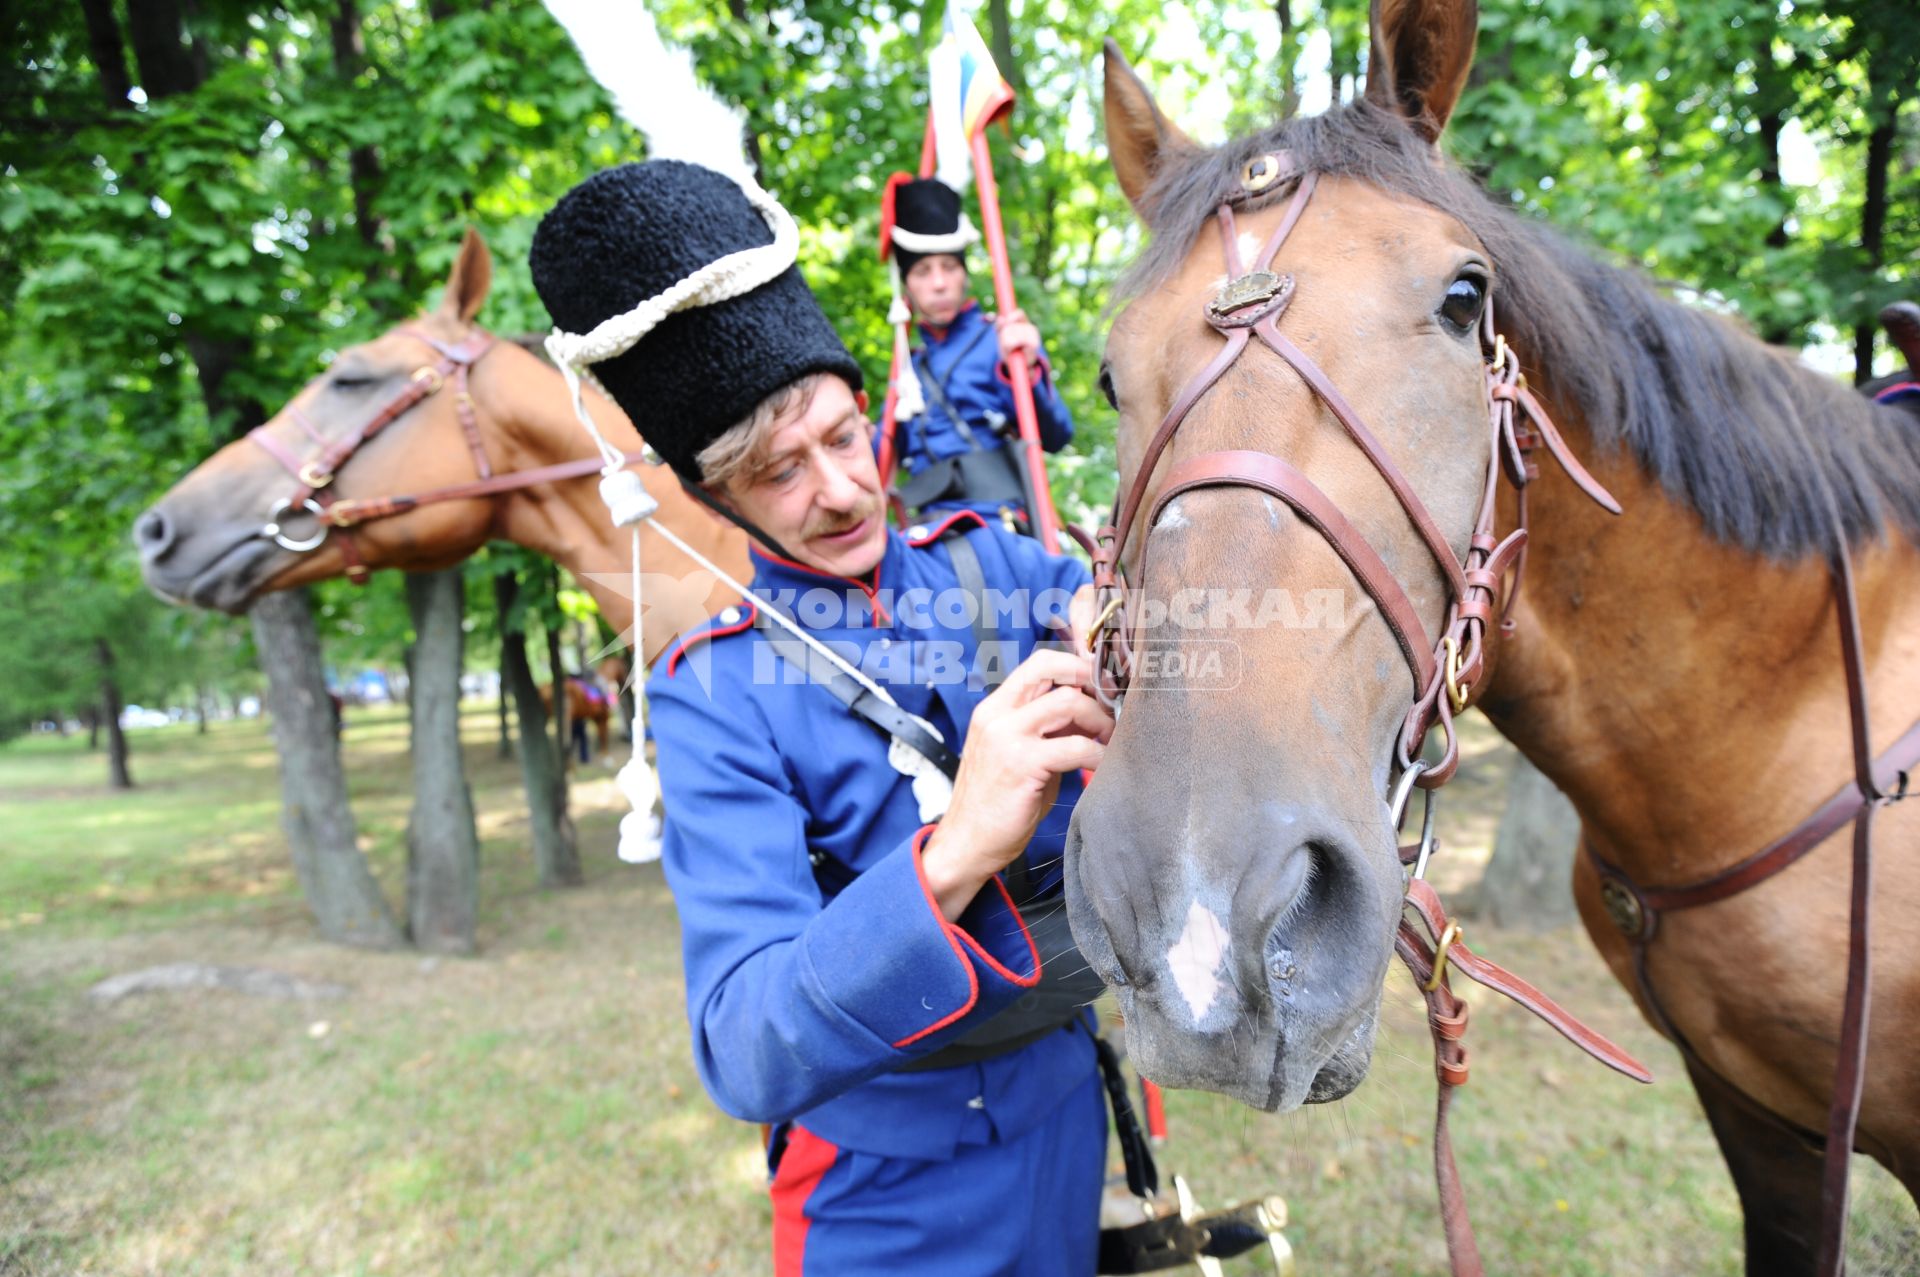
[803,499,881,541]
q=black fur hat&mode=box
[531,161,862,484]
[885,176,970,278]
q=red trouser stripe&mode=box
[771,1126,839,1277]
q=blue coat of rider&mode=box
[881,176,1073,533]
[532,160,1112,1276]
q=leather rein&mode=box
[247,326,643,581]
[1076,157,1652,1277]
[1583,507,1916,1272]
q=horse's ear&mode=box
[439,227,493,325]
[1883,301,1920,371]
[1364,0,1478,145]
[1103,40,1198,220]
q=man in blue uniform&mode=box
[532,160,1113,1275]
[879,176,1073,534]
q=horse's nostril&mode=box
[134,508,176,562]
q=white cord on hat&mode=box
[888,216,980,256]
[884,215,977,424]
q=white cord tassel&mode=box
[601,475,662,865]
[888,257,925,422]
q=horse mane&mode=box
[1117,100,1920,560]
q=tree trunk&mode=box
[1476,755,1581,929]
[497,666,513,760]
[403,569,480,954]
[495,572,580,887]
[987,0,1025,96]
[77,0,135,109]
[1274,0,1299,118]
[123,0,202,98]
[85,705,100,751]
[544,575,569,769]
[1855,114,1895,385]
[330,0,394,266]
[94,638,133,790]
[251,590,404,948]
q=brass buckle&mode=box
[325,500,365,528]
[1599,878,1647,939]
[297,461,333,489]
[1423,921,1463,993]
[1207,271,1291,326]
[411,365,444,393]
[1086,595,1126,652]
[1442,635,1470,714]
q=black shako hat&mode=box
[530,160,862,485]
[885,176,971,278]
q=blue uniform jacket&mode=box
[891,302,1074,525]
[648,513,1096,1162]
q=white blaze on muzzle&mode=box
[1166,899,1232,1024]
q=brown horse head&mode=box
[135,231,748,662]
[1067,0,1515,1111]
[136,231,509,611]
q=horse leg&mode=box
[1687,1061,1829,1276]
[596,713,610,761]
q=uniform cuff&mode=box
[801,826,1040,1051]
[995,351,1054,390]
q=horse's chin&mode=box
[1113,983,1382,1114]
[142,535,283,615]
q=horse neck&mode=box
[1480,393,1920,884]
[473,345,747,664]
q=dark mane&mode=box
[1118,100,1920,559]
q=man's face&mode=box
[903,254,969,327]
[721,376,888,578]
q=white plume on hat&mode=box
[539,0,765,866]
[541,0,753,185]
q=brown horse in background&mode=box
[539,676,612,765]
[134,230,748,666]
[1069,4,1917,1273]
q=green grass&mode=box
[1,711,1913,1274]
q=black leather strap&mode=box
[895,445,1030,512]
[912,319,997,445]
[752,612,960,779]
[1093,1027,1161,1202]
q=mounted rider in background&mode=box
[879,176,1073,536]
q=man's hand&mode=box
[1067,583,1099,655]
[920,648,1112,921]
[995,308,1041,363]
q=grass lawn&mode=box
[0,708,1912,1274]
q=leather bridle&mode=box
[1076,158,1650,1276]
[247,326,643,581]
[1084,160,1620,784]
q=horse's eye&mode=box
[1098,364,1119,410]
[1439,273,1487,334]
[330,372,375,391]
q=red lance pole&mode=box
[968,126,1063,553]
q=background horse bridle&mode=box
[1076,155,1648,1276]
[246,326,643,582]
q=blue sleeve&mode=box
[649,668,1042,1124]
[999,339,1074,453]
[983,521,1090,598]
[962,523,1091,646]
